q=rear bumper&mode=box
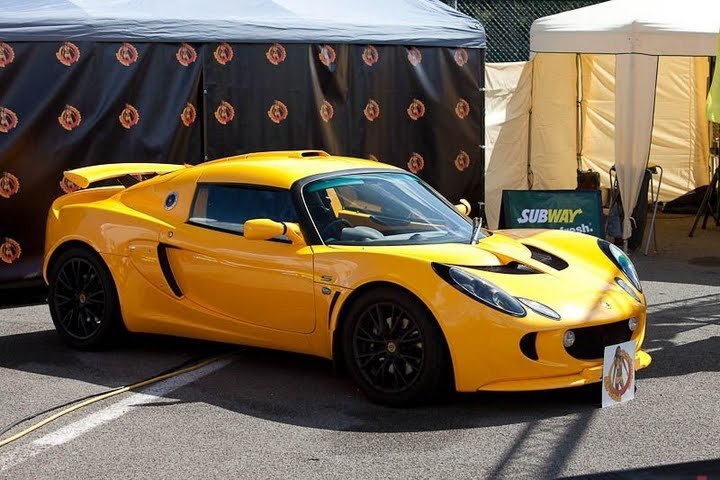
[477,350,652,392]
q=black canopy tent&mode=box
[0,0,486,286]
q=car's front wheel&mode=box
[342,287,450,406]
[48,246,124,349]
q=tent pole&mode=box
[526,53,534,190]
[576,54,584,171]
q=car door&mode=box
[160,183,316,334]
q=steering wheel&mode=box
[320,218,353,240]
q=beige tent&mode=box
[484,0,719,237]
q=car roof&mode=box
[195,150,402,189]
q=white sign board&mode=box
[601,340,636,408]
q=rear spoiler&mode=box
[63,163,186,189]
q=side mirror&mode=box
[455,198,471,216]
[243,219,305,246]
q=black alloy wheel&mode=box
[352,302,425,393]
[342,288,450,406]
[48,247,123,349]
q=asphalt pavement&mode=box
[0,214,718,479]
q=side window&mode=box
[188,184,297,235]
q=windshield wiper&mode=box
[470,216,482,244]
[469,201,487,245]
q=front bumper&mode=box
[477,350,652,391]
[431,277,649,393]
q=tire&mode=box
[341,287,450,406]
[48,246,124,349]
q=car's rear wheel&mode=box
[48,247,123,349]
[342,288,450,406]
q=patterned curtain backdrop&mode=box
[0,42,202,285]
[203,43,484,205]
[0,41,484,286]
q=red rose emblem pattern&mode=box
[266,43,287,65]
[318,45,336,66]
[181,103,197,127]
[0,172,20,199]
[0,238,21,264]
[455,150,471,172]
[214,101,235,125]
[407,153,424,174]
[454,48,469,67]
[455,99,470,119]
[407,99,425,121]
[176,43,197,67]
[116,43,138,66]
[0,42,15,68]
[364,99,380,122]
[362,45,379,66]
[58,105,82,131]
[407,47,422,66]
[60,177,81,194]
[0,107,18,133]
[268,100,288,124]
[56,42,80,66]
[319,101,334,123]
[214,43,234,65]
[119,104,140,129]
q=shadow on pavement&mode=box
[0,327,601,434]
[631,213,720,287]
[0,283,47,309]
[0,289,716,434]
[642,293,720,379]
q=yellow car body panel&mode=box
[312,232,648,392]
[44,151,650,394]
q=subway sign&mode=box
[500,190,603,237]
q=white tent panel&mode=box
[580,55,710,201]
[579,54,615,189]
[649,57,710,197]
[484,61,532,229]
[531,0,720,56]
[0,0,485,46]
[530,54,578,190]
[615,53,658,238]
[530,0,720,240]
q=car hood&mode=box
[325,231,535,267]
[320,229,641,322]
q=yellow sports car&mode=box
[44,150,650,405]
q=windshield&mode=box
[302,172,481,246]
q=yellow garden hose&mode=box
[0,351,235,448]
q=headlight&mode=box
[615,277,641,303]
[518,298,561,320]
[598,239,642,292]
[433,263,526,317]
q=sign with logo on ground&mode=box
[500,190,603,237]
[601,340,636,408]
